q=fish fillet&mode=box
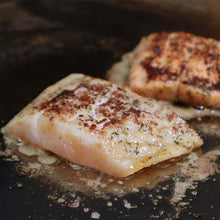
[130,32,220,108]
[2,74,203,177]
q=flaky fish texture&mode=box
[130,32,220,108]
[2,74,203,177]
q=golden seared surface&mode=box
[38,80,143,133]
[130,32,220,108]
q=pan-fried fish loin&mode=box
[2,74,203,177]
[130,32,220,108]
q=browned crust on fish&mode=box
[130,32,220,108]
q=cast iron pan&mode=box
[0,1,219,219]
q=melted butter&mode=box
[3,136,59,165]
[159,101,220,120]
[14,146,184,197]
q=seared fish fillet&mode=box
[130,32,220,108]
[2,74,203,177]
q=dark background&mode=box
[0,1,219,219]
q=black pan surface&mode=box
[0,1,219,219]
